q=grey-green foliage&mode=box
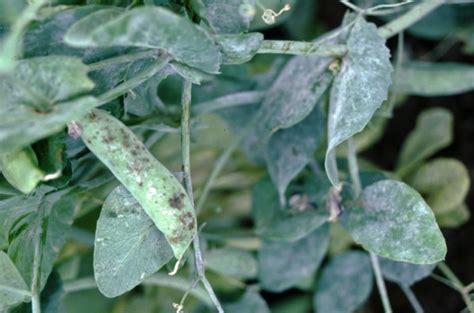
[0,0,25,23]
[408,158,470,215]
[0,147,45,194]
[379,257,435,286]
[314,251,373,313]
[198,0,256,34]
[394,62,474,96]
[205,248,257,279]
[15,270,64,313]
[224,290,270,313]
[0,251,29,310]
[343,180,447,264]
[123,64,174,116]
[65,7,222,73]
[397,108,453,176]
[325,17,393,186]
[252,176,329,242]
[265,105,325,205]
[255,54,333,140]
[437,203,470,229]
[0,56,97,153]
[3,188,75,291]
[94,185,173,297]
[258,224,329,292]
[216,33,264,64]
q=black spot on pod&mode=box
[169,192,185,210]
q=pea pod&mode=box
[0,147,45,194]
[77,109,197,259]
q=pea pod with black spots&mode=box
[77,109,197,260]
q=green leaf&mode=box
[343,180,447,264]
[205,248,257,279]
[436,203,470,228]
[216,33,264,64]
[394,62,474,96]
[379,257,435,286]
[124,64,174,116]
[60,7,124,46]
[325,18,392,186]
[256,55,333,140]
[198,0,256,34]
[6,188,75,291]
[0,96,97,154]
[258,224,329,292]
[265,105,325,205]
[224,290,270,313]
[0,56,94,111]
[408,6,459,40]
[94,185,173,297]
[252,176,329,242]
[397,108,453,176]
[65,7,222,73]
[314,251,373,313]
[0,147,45,194]
[0,56,97,154]
[0,251,30,310]
[33,132,71,188]
[407,158,470,215]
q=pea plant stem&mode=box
[378,0,445,39]
[258,41,347,57]
[347,138,393,313]
[86,50,159,72]
[0,0,49,72]
[437,262,474,312]
[400,284,424,313]
[180,80,224,313]
[31,202,47,313]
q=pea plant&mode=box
[1,0,474,312]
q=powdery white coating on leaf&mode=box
[258,55,333,137]
[200,0,255,34]
[314,251,373,313]
[0,96,97,154]
[61,8,124,47]
[265,105,325,205]
[224,290,270,313]
[258,224,329,292]
[379,257,435,286]
[344,180,447,264]
[325,18,393,186]
[79,109,197,259]
[216,33,264,64]
[0,57,94,109]
[0,251,29,309]
[64,7,222,73]
[94,186,173,298]
[394,62,474,96]
[0,56,97,153]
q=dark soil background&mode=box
[267,1,474,312]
